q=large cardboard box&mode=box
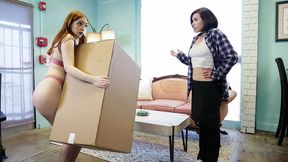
[50,40,141,153]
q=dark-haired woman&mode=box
[170,7,238,161]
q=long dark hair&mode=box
[47,10,87,55]
[190,7,218,32]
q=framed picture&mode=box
[276,1,288,41]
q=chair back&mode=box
[275,58,288,109]
[0,73,5,122]
[0,73,1,110]
[276,58,288,88]
[275,57,288,145]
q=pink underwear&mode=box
[44,75,64,87]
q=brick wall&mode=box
[241,0,259,134]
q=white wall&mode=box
[141,0,242,121]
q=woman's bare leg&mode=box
[219,90,237,135]
[58,144,82,162]
[220,90,237,123]
[220,102,228,123]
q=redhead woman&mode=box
[170,7,238,162]
[32,10,110,162]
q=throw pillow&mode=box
[138,78,153,100]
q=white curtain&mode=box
[0,0,34,128]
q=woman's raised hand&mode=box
[91,76,110,88]
[170,49,181,57]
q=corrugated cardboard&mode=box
[50,40,141,153]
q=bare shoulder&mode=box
[62,34,74,44]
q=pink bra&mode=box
[49,49,64,67]
[45,74,64,87]
[50,57,63,67]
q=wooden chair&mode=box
[275,58,288,145]
[0,73,7,161]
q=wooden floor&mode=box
[2,127,288,162]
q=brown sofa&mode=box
[137,74,198,129]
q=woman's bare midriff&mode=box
[193,67,213,81]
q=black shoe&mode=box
[219,124,228,135]
[197,153,204,160]
[220,129,228,135]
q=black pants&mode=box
[191,80,221,162]
[198,125,220,162]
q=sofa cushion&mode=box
[136,100,152,109]
[175,103,191,116]
[141,99,186,112]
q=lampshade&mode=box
[101,30,115,40]
[99,23,115,40]
[86,32,101,43]
[87,23,115,42]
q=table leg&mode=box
[169,126,175,162]
[181,129,188,152]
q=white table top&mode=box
[134,109,190,136]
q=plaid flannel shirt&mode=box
[176,28,238,102]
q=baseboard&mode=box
[2,123,35,138]
[223,120,277,132]
[256,122,277,132]
[35,111,51,128]
[222,120,240,130]
[36,122,51,129]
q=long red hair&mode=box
[47,10,87,55]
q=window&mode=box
[0,0,34,128]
